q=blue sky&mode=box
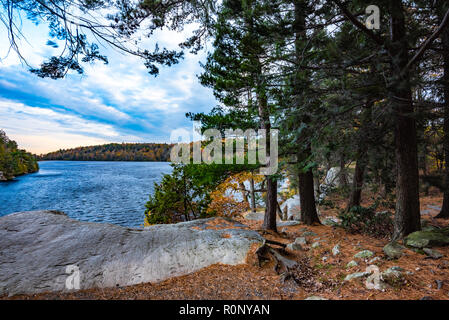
[0,16,217,154]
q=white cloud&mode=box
[0,99,129,153]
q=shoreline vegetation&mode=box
[0,130,39,181]
[38,143,173,162]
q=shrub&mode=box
[338,205,393,239]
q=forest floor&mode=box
[5,189,449,300]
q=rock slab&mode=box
[0,211,263,296]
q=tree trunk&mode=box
[258,80,277,232]
[263,176,278,231]
[293,0,320,225]
[299,168,320,225]
[239,182,249,206]
[250,176,256,213]
[437,0,449,219]
[339,155,348,188]
[389,0,421,239]
[347,157,366,210]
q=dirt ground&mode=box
[4,190,449,300]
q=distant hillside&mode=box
[39,143,173,162]
[0,130,39,181]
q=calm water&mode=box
[0,161,172,228]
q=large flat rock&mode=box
[0,211,263,296]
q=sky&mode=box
[0,13,217,154]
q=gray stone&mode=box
[332,244,341,256]
[0,171,6,181]
[311,242,321,249]
[383,241,405,259]
[304,296,328,300]
[322,217,341,227]
[302,231,318,237]
[280,195,301,221]
[381,267,404,284]
[423,248,444,259]
[354,250,374,259]
[346,260,358,268]
[294,237,307,245]
[286,242,303,251]
[404,230,449,248]
[0,211,264,296]
[277,221,301,227]
[344,271,370,281]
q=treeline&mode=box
[39,143,173,162]
[0,130,39,181]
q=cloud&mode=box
[0,18,217,154]
[0,99,130,153]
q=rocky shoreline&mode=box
[0,211,263,296]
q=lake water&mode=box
[0,161,172,228]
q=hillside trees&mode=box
[0,130,39,180]
[39,143,173,161]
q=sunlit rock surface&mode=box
[0,211,263,296]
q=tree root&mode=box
[256,242,317,288]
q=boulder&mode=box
[318,167,354,201]
[0,211,264,296]
[383,241,405,259]
[346,260,358,268]
[302,231,318,237]
[381,267,405,286]
[423,248,444,259]
[280,195,301,221]
[294,237,308,245]
[354,250,374,259]
[286,242,303,251]
[322,216,341,227]
[0,171,6,181]
[404,230,449,248]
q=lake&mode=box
[0,161,172,228]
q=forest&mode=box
[4,0,449,300]
[0,130,39,181]
[39,143,173,162]
[136,0,449,239]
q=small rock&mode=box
[346,260,358,268]
[383,241,405,259]
[322,256,328,262]
[381,267,404,286]
[294,237,307,245]
[322,217,340,227]
[302,231,318,237]
[423,248,444,259]
[369,257,381,264]
[286,242,303,251]
[304,296,328,300]
[311,242,321,248]
[354,250,374,259]
[332,244,341,256]
[416,267,421,271]
[344,271,370,281]
[389,266,405,272]
[436,280,443,290]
